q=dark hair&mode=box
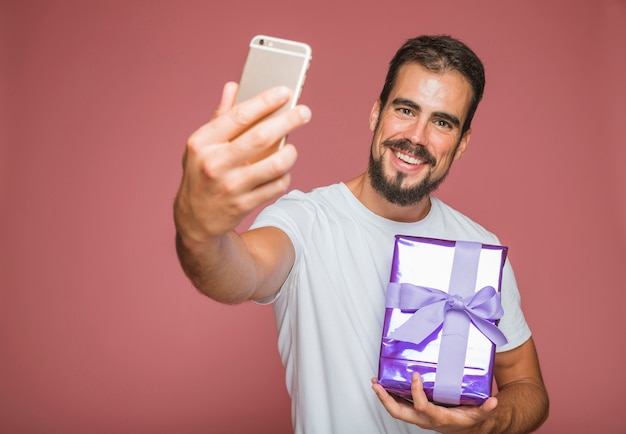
[378,35,485,135]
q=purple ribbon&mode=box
[386,282,507,347]
[385,240,508,405]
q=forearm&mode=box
[175,230,259,304]
[480,379,549,434]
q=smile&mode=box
[394,150,426,165]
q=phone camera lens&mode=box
[259,39,265,45]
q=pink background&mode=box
[2,1,625,433]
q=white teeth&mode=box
[394,151,422,165]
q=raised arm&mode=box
[173,82,311,303]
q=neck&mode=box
[345,173,432,223]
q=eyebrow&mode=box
[391,97,461,129]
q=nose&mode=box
[405,118,429,146]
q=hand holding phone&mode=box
[175,36,312,243]
[235,35,312,162]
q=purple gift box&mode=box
[377,235,508,406]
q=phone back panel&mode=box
[234,35,312,161]
[235,35,311,109]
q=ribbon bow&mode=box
[386,282,508,347]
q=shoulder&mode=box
[265,183,348,216]
[282,183,345,204]
[250,183,347,230]
[429,197,501,245]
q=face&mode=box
[368,63,473,207]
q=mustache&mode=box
[382,139,436,166]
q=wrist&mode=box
[175,228,223,257]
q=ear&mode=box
[369,100,381,132]
[454,128,471,161]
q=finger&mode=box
[233,171,294,213]
[248,142,298,187]
[408,372,441,425]
[227,104,311,167]
[219,143,297,197]
[372,381,401,411]
[198,85,292,145]
[372,378,419,422]
[217,154,296,220]
[409,373,494,427]
[212,82,239,119]
[185,87,299,173]
[410,372,430,410]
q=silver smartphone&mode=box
[234,35,312,162]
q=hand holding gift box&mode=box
[378,236,508,406]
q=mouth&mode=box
[393,150,427,165]
[383,139,436,167]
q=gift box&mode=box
[377,235,508,406]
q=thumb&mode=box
[480,396,498,415]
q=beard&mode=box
[368,138,449,207]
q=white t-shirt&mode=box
[251,183,531,434]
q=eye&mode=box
[434,119,452,129]
[396,107,414,117]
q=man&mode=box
[174,35,549,433]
